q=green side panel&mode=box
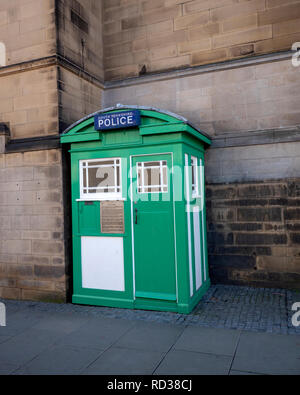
[78,201,100,234]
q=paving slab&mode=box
[14,345,103,375]
[83,346,165,375]
[0,363,19,375]
[232,331,300,375]
[54,316,135,350]
[229,370,264,375]
[0,310,48,337]
[174,326,241,356]
[154,349,232,375]
[114,321,184,352]
[31,312,89,335]
[0,335,12,344]
[0,328,62,366]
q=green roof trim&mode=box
[60,105,211,146]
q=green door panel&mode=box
[78,201,100,235]
[132,154,177,302]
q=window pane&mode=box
[137,160,168,194]
[81,159,121,197]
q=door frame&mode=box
[130,152,178,302]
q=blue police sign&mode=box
[94,110,141,131]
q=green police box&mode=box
[61,105,211,314]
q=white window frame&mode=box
[79,158,122,201]
[136,160,168,194]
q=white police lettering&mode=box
[94,110,140,131]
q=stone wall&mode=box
[58,67,103,131]
[206,179,300,289]
[104,57,300,137]
[0,66,58,140]
[0,148,67,302]
[103,0,300,80]
[57,0,104,81]
[0,0,56,66]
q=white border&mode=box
[185,154,194,297]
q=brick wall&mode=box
[0,149,67,302]
[103,0,300,80]
[206,179,300,289]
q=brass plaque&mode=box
[100,201,125,234]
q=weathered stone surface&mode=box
[207,178,300,289]
[103,0,300,80]
[0,149,66,302]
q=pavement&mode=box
[0,284,300,375]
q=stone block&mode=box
[32,240,64,255]
[213,26,272,49]
[191,49,227,66]
[236,233,287,245]
[2,239,31,254]
[258,3,300,25]
[33,265,65,279]
[237,208,282,222]
[174,11,209,30]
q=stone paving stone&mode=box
[31,312,89,335]
[15,345,103,375]
[0,309,48,337]
[54,316,135,350]
[0,363,19,375]
[232,331,300,375]
[114,321,184,352]
[229,370,264,375]
[154,350,232,375]
[83,347,165,375]
[0,328,62,366]
[174,326,241,357]
[0,335,12,344]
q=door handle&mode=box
[135,208,138,225]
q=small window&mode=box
[80,158,122,200]
[137,161,168,194]
[191,156,199,197]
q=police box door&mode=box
[132,154,177,302]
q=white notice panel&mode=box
[81,237,125,292]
